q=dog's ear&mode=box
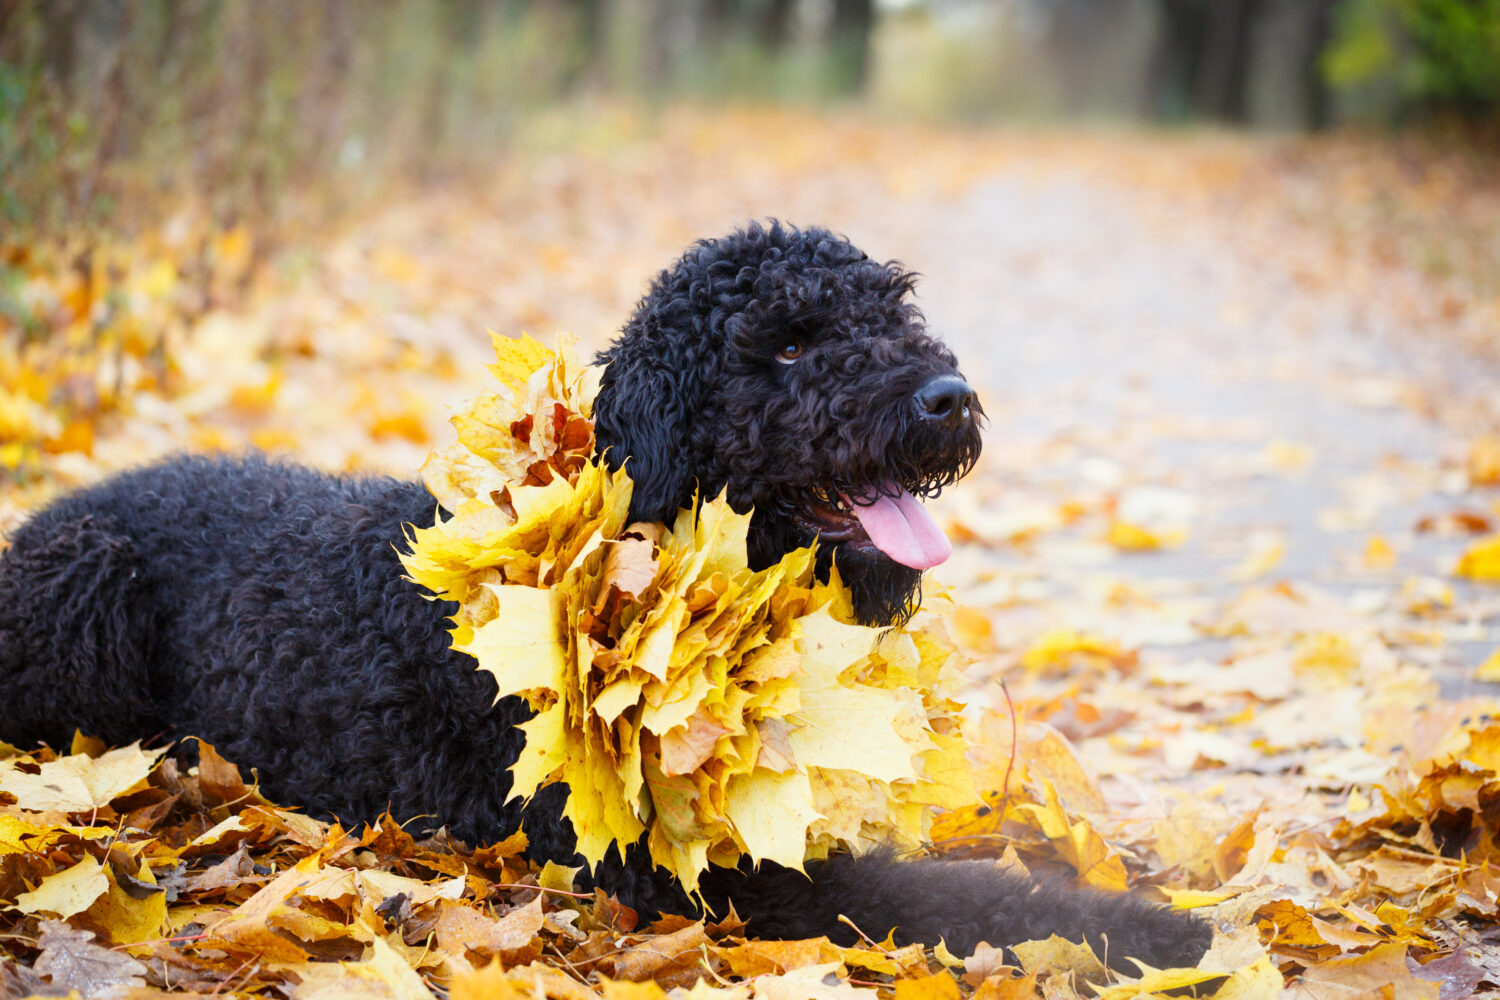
[593,336,704,524]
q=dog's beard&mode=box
[747,509,922,628]
[827,545,923,628]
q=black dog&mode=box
[0,222,1209,970]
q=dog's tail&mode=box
[0,509,161,750]
[698,848,1214,973]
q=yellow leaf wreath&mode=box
[401,333,977,894]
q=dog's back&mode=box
[0,454,536,836]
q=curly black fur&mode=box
[0,222,1209,972]
[594,222,982,625]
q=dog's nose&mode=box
[914,375,976,428]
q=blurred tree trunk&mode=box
[1195,0,1259,122]
[702,0,736,47]
[307,0,352,172]
[1296,0,1338,129]
[566,0,607,91]
[827,0,873,95]
[759,0,795,51]
[0,0,20,40]
[1145,0,1262,122]
[88,0,140,220]
[235,3,270,228]
[1144,0,1205,119]
[642,1,676,90]
[39,0,81,99]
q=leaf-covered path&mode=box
[4,113,1500,997]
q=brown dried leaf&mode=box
[602,921,713,987]
[433,896,544,965]
[31,921,147,996]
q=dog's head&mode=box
[594,221,983,627]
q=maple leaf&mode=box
[12,855,109,918]
[1455,534,1500,581]
[1020,630,1131,674]
[1012,783,1128,892]
[0,742,164,812]
[433,896,545,966]
[720,938,828,978]
[1009,935,1107,982]
[203,853,357,962]
[401,336,978,894]
[30,921,147,996]
[754,962,880,1000]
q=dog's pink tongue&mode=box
[844,485,952,570]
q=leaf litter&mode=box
[4,109,1500,997]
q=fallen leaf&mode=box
[754,962,879,999]
[30,921,147,996]
[12,855,109,918]
[1293,942,1440,1000]
[1010,934,1107,982]
[0,743,164,812]
[1455,535,1500,581]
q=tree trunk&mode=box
[1194,0,1259,122]
[1146,0,1265,123]
[759,0,795,51]
[827,0,873,96]
[702,0,736,48]
[1297,0,1337,130]
[1144,0,1205,120]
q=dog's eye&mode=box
[776,343,804,364]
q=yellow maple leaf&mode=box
[1020,630,1127,674]
[720,937,828,978]
[1292,632,1361,683]
[893,973,963,999]
[461,586,568,702]
[205,853,345,963]
[0,743,164,813]
[723,769,823,870]
[1012,782,1127,892]
[401,335,978,894]
[1455,534,1500,581]
[89,859,168,945]
[487,330,559,392]
[0,814,66,855]
[1107,520,1181,551]
[13,855,109,918]
[1010,934,1107,981]
[1296,942,1439,1000]
[1476,647,1500,681]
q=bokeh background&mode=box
[3,1,1499,642]
[6,8,1500,994]
[4,0,1498,486]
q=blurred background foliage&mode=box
[3,0,1499,241]
[0,0,1496,482]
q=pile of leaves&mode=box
[6,709,1498,996]
[401,334,975,895]
[0,731,1150,999]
